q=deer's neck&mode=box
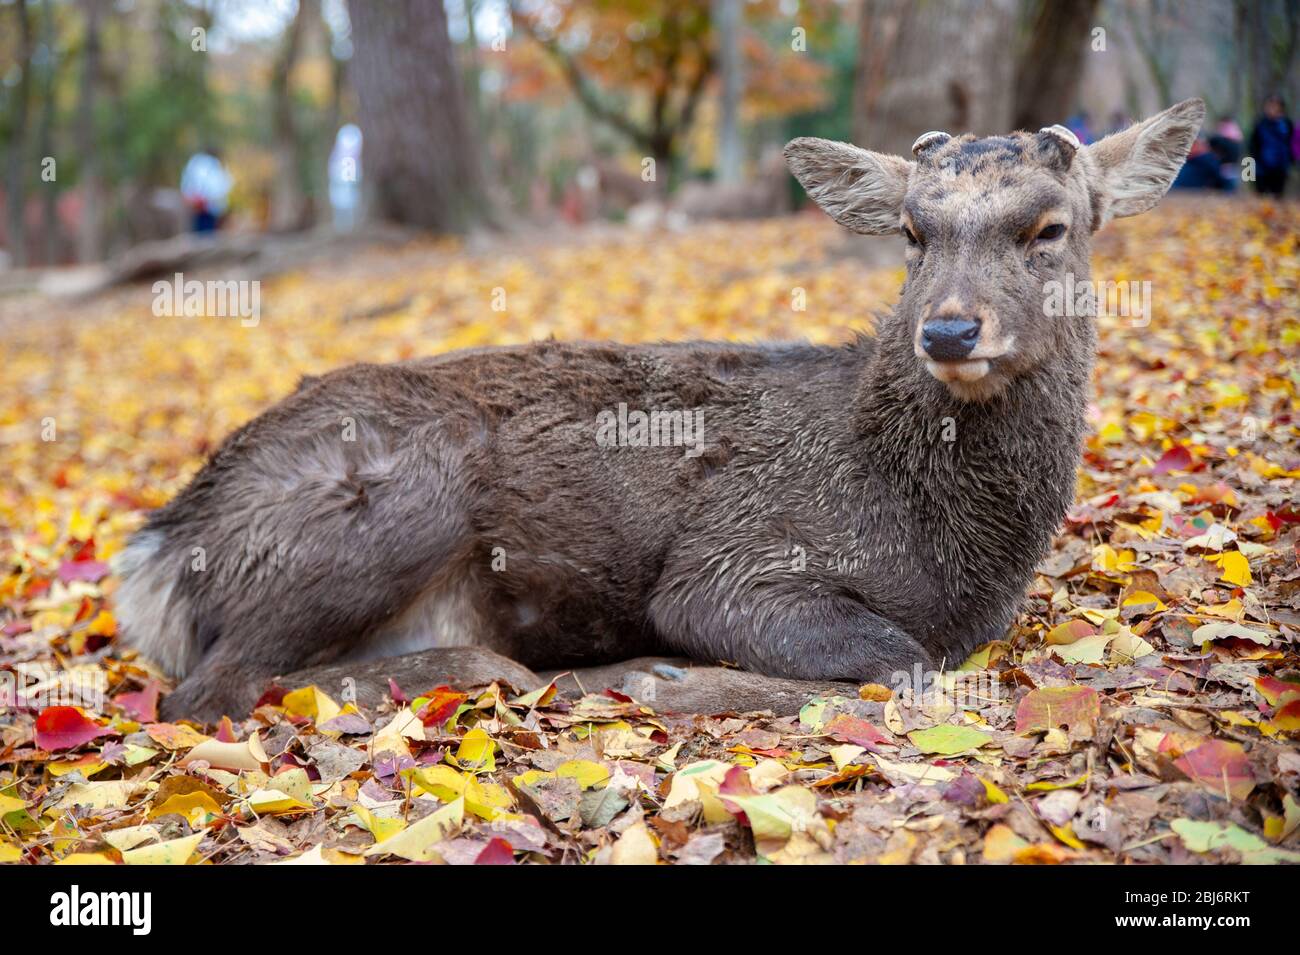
[852,307,1094,565]
[853,309,1094,448]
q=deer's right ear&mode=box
[784,138,912,236]
[1082,98,1206,228]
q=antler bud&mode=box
[911,131,951,157]
[1038,124,1080,151]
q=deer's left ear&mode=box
[784,138,912,235]
[1083,98,1206,229]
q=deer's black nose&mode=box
[921,317,981,362]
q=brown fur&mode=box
[116,101,1204,721]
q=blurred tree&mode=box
[4,0,34,266]
[36,0,64,265]
[714,0,742,184]
[1013,0,1101,130]
[77,0,107,262]
[270,0,314,231]
[1122,0,1180,108]
[511,0,712,182]
[1234,0,1299,116]
[509,0,828,185]
[854,0,1017,157]
[349,0,485,232]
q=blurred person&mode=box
[1106,110,1132,136]
[1171,135,1223,190]
[1209,115,1243,192]
[1066,110,1094,145]
[328,124,364,231]
[180,147,233,234]
[1248,95,1294,196]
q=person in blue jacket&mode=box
[1249,95,1294,196]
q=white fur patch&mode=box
[112,531,200,677]
[349,573,486,663]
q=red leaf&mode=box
[1014,686,1100,735]
[215,716,239,743]
[1255,675,1300,708]
[34,706,115,751]
[415,687,467,728]
[56,560,110,584]
[254,684,287,710]
[1169,737,1255,801]
[718,765,756,797]
[115,681,160,722]
[474,838,515,865]
[824,713,892,751]
[1152,444,1194,475]
[1271,700,1300,732]
[388,678,409,706]
[717,765,755,827]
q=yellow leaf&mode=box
[148,791,223,823]
[1050,824,1085,849]
[983,824,1029,863]
[1045,619,1096,645]
[554,759,610,790]
[353,805,407,844]
[55,853,116,865]
[245,788,315,815]
[364,797,464,861]
[829,744,866,771]
[46,759,110,778]
[0,794,26,815]
[1121,591,1168,612]
[1215,550,1252,587]
[980,777,1009,804]
[50,781,145,813]
[122,833,204,865]
[408,765,514,820]
[447,728,496,773]
[102,825,162,852]
[145,722,210,751]
[610,822,658,865]
[282,685,341,724]
[1049,633,1113,665]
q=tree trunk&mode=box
[4,0,33,267]
[269,0,311,232]
[76,0,106,263]
[854,0,1017,157]
[713,0,743,185]
[37,0,60,265]
[348,0,485,232]
[1012,0,1101,130]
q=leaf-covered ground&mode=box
[1,199,1298,865]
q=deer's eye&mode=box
[902,225,921,247]
[1036,223,1066,242]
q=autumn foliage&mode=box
[0,197,1298,864]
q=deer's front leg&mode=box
[650,579,934,686]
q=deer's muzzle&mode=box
[920,316,981,362]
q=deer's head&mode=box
[785,99,1205,401]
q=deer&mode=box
[114,100,1205,722]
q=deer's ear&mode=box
[1083,98,1205,228]
[784,138,912,235]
